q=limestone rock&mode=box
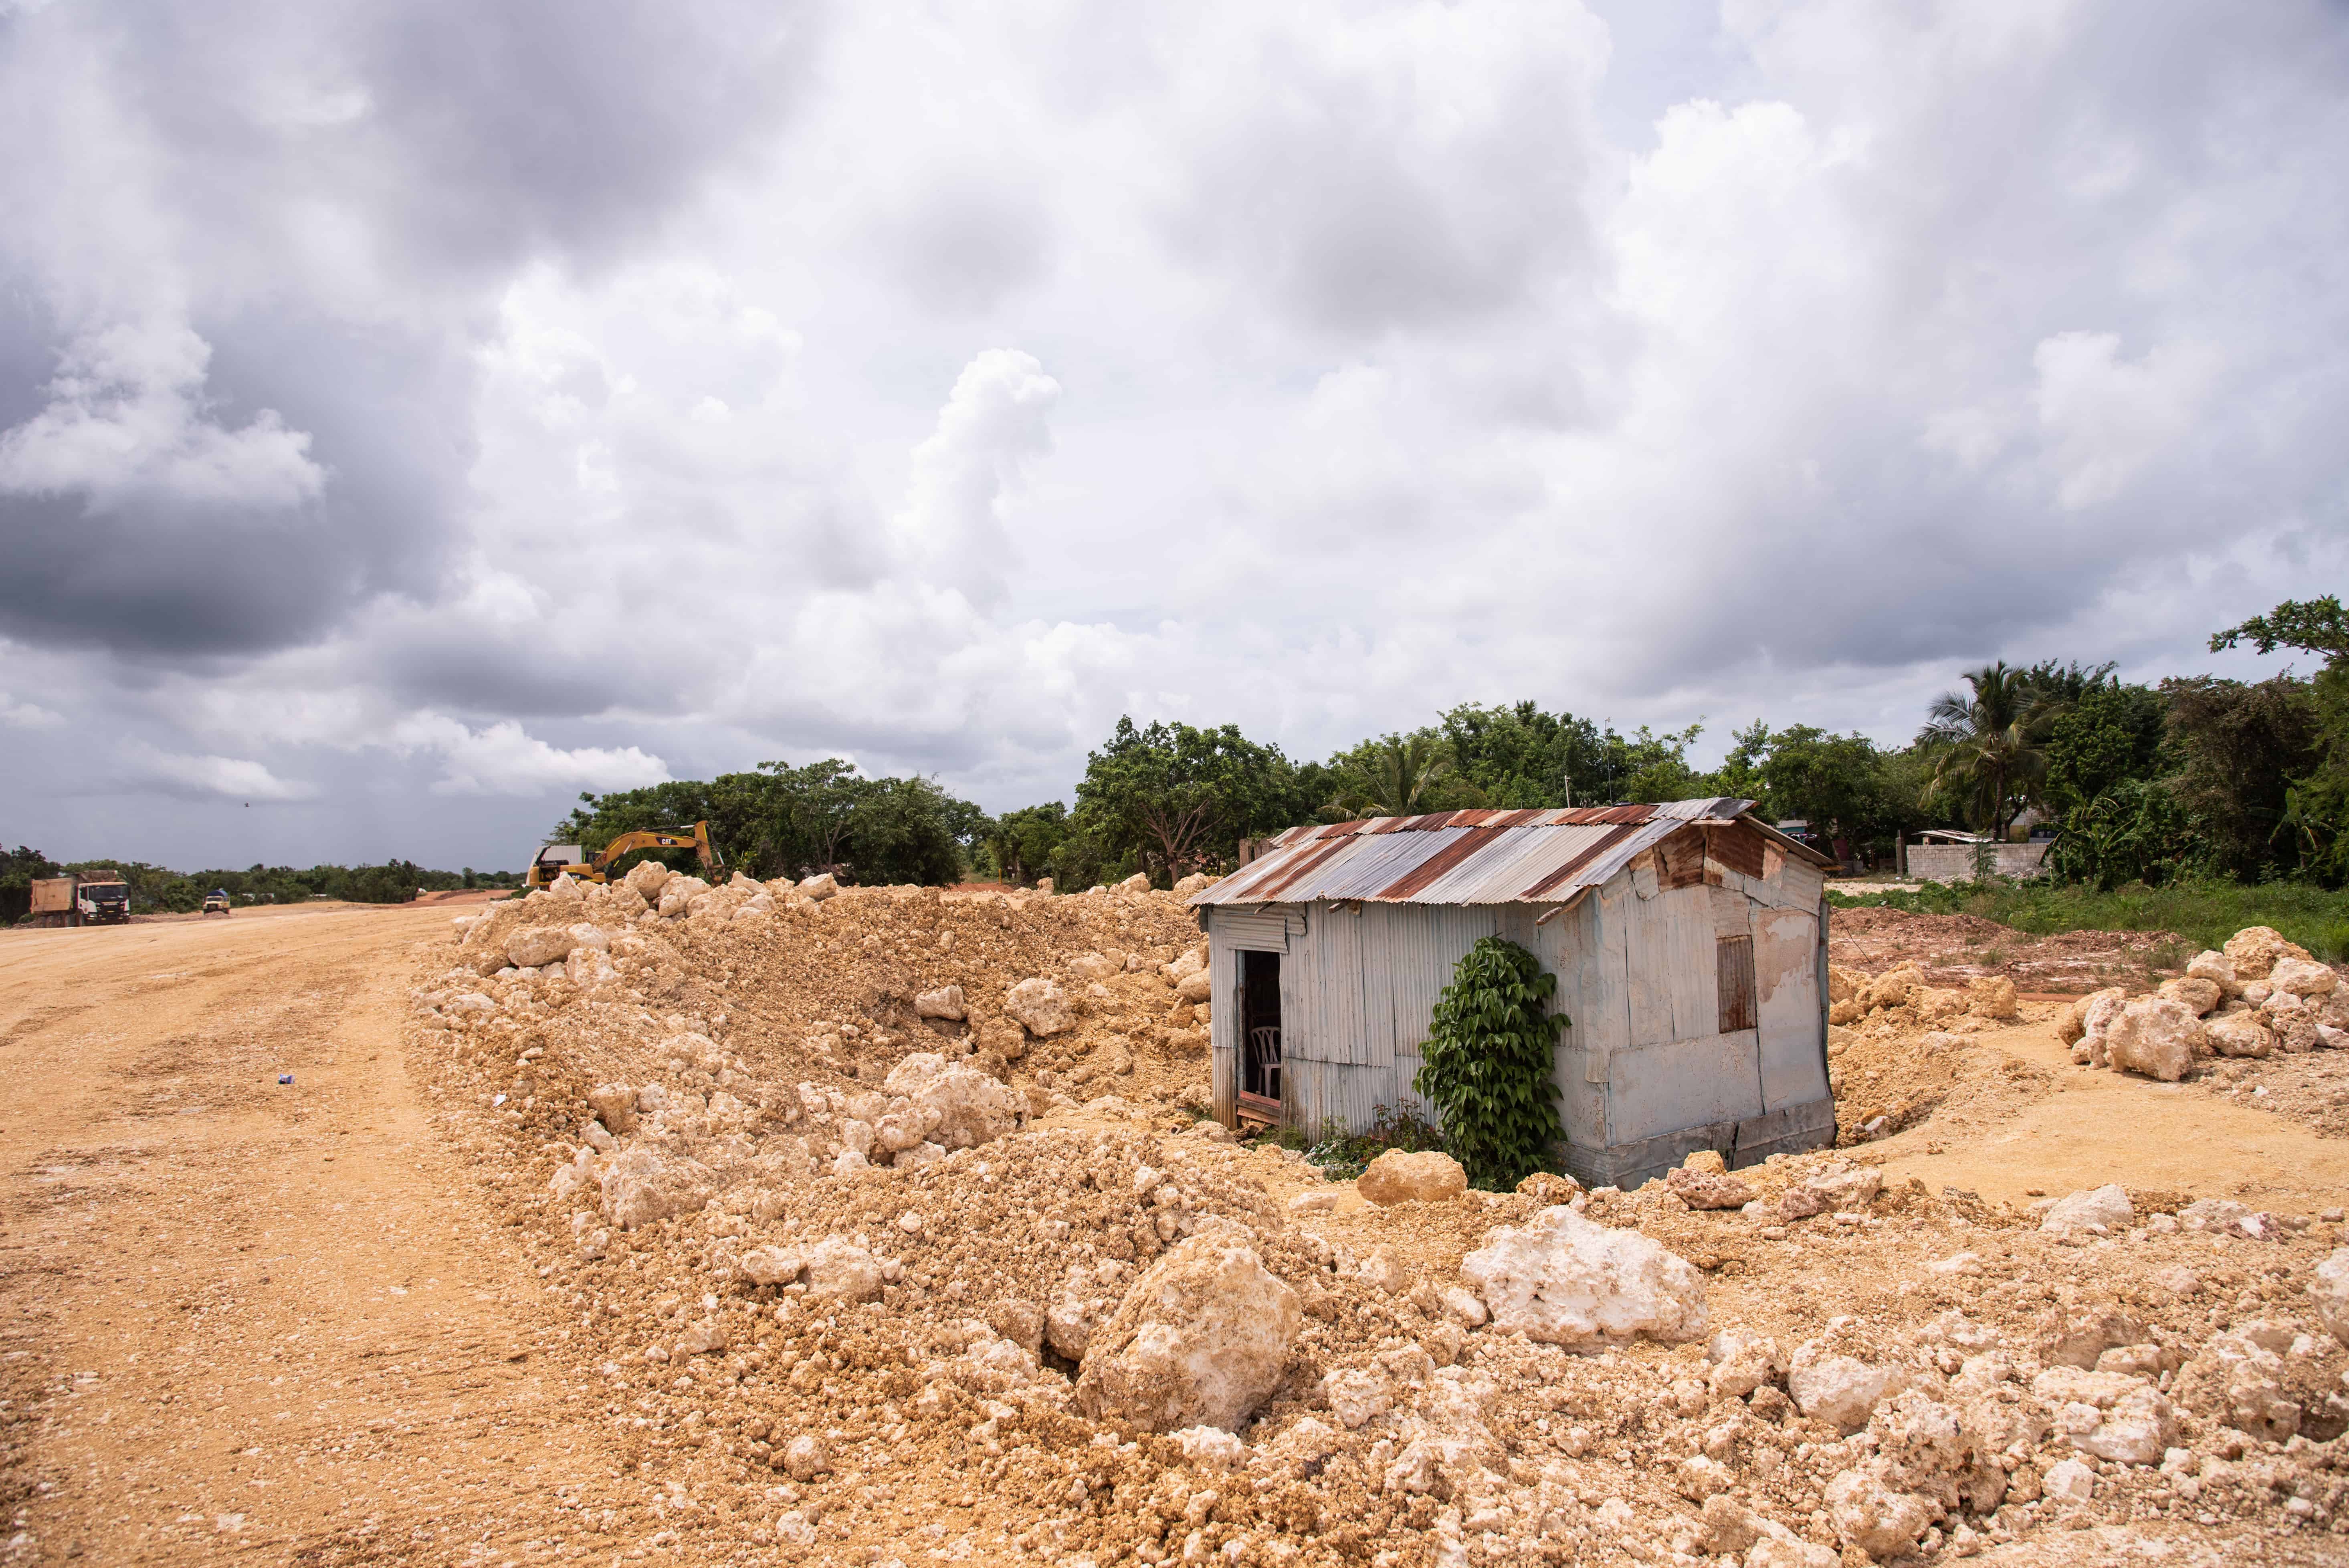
[1068,951,1120,983]
[2031,1366,2176,1463]
[1803,1162,1882,1211]
[796,873,839,901]
[884,1053,1020,1149]
[2185,948,2239,996]
[505,925,574,969]
[1115,872,1152,896]
[623,859,671,901]
[2264,991,2322,1053]
[1826,965,1866,1005]
[1862,963,1924,1012]
[1172,873,1213,897]
[2056,986,2123,1047]
[2312,1249,2349,1347]
[1706,1331,1783,1399]
[586,1082,639,1135]
[1074,1231,1301,1433]
[1173,969,1215,1005]
[2172,1332,2302,1441]
[1966,975,2020,1020]
[597,1146,717,1231]
[1173,1425,1246,1466]
[2224,925,2309,980]
[657,876,709,918]
[1824,1466,1936,1559]
[1788,1341,1887,1433]
[2103,996,2202,1080]
[915,985,967,1021]
[1667,1165,1756,1210]
[2271,956,2337,999]
[802,1236,883,1302]
[1458,1204,1708,1350]
[1747,1539,1838,1568]
[1006,977,1076,1037]
[2041,1456,2094,1507]
[1322,1368,1392,1429]
[2040,1184,2133,1237]
[782,1434,829,1481]
[2206,1012,2276,1058]
[1515,1171,1582,1204]
[736,1245,806,1287]
[1358,1150,1468,1206]
[2157,976,2223,1016]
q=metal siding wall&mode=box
[1608,1029,1767,1144]
[1664,884,1718,1043]
[1209,933,1238,1124]
[1532,896,1607,1155]
[1752,904,1829,1111]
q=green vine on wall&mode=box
[1412,936,1567,1190]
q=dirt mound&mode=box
[385,884,2349,1564]
[1830,906,2186,994]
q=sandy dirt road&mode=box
[0,906,623,1566]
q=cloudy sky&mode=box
[2,0,2344,872]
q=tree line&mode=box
[559,594,2346,895]
[0,848,518,922]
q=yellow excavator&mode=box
[526,821,723,891]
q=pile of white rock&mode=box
[2056,925,2345,1080]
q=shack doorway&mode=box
[1238,948,1283,1121]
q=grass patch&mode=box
[1829,877,2349,961]
[1244,1106,1447,1181]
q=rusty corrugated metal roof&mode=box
[1194,797,1802,908]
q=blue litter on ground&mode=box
[278,1074,294,1085]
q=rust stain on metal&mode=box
[1248,837,1361,900]
[1706,820,1767,880]
[1377,827,1505,900]
[1518,823,1640,898]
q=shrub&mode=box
[1412,936,1567,1191]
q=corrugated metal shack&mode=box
[1187,798,1839,1188]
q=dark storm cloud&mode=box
[0,0,828,664]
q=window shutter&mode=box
[1717,935,1757,1033]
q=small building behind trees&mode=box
[1188,799,1838,1189]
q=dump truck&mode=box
[29,874,131,927]
[202,890,232,916]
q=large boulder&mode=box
[1074,1230,1300,1433]
[1667,1164,1755,1210]
[1824,1468,1938,1560]
[2264,992,2322,1053]
[2055,986,2124,1047]
[2271,957,2338,999]
[597,1147,716,1230]
[1174,969,1215,1005]
[2157,976,2223,1016]
[1862,963,1924,1012]
[2224,926,2309,981]
[623,858,672,901]
[1967,975,2020,1020]
[1458,1205,1708,1350]
[797,872,839,900]
[657,875,709,918]
[2102,996,2202,1080]
[2185,948,2239,996]
[505,925,574,969]
[2206,1012,2276,1058]
[1172,873,1214,897]
[1357,1150,1468,1206]
[1006,978,1075,1038]
[1115,873,1152,896]
[884,1053,1020,1149]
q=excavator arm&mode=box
[590,821,723,877]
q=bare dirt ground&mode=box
[0,906,617,1566]
[1828,908,2185,995]
[4,895,2348,1567]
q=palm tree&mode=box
[1919,662,2067,841]
[1323,735,1478,820]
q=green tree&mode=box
[981,803,1070,886]
[1321,733,1478,819]
[2213,596,2349,881]
[1067,717,1303,885]
[1919,662,2064,840]
[2162,674,2321,882]
[1412,937,1567,1191]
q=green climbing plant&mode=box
[1412,936,1567,1190]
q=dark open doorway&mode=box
[1238,949,1283,1119]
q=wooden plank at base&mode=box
[1236,1092,1282,1128]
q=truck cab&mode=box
[74,879,130,925]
